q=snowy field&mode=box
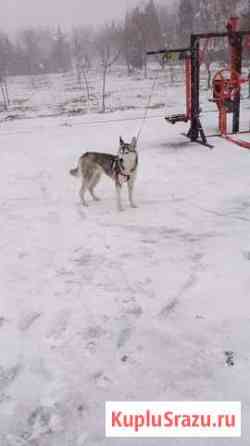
[2,64,249,120]
[1,69,250,445]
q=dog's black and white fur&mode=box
[70,137,138,211]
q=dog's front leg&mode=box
[115,182,123,212]
[128,175,137,208]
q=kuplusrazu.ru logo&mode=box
[105,401,241,438]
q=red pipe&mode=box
[223,135,250,149]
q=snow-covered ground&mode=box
[1,71,250,445]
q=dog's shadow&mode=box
[76,198,115,219]
[159,140,194,151]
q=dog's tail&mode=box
[70,154,87,177]
[69,166,79,177]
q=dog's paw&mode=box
[130,203,138,208]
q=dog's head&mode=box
[118,137,137,158]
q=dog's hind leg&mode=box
[89,171,102,201]
[127,174,137,208]
[79,179,88,206]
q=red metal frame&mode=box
[212,69,243,133]
[211,69,250,148]
[215,18,250,149]
[147,17,250,149]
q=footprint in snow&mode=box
[124,303,143,319]
[0,364,22,392]
[92,371,112,389]
[83,325,107,356]
[18,312,42,331]
[46,308,71,343]
[85,325,106,340]
[85,341,97,356]
[117,327,132,349]
[28,405,63,440]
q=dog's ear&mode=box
[119,136,125,146]
[131,136,137,149]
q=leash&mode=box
[136,69,161,144]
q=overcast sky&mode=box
[0,0,175,34]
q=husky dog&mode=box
[70,137,138,211]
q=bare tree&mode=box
[122,13,134,76]
[96,24,121,113]
[0,76,8,110]
[0,34,11,109]
[18,29,42,87]
[50,27,72,73]
[131,8,149,78]
[71,26,96,111]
